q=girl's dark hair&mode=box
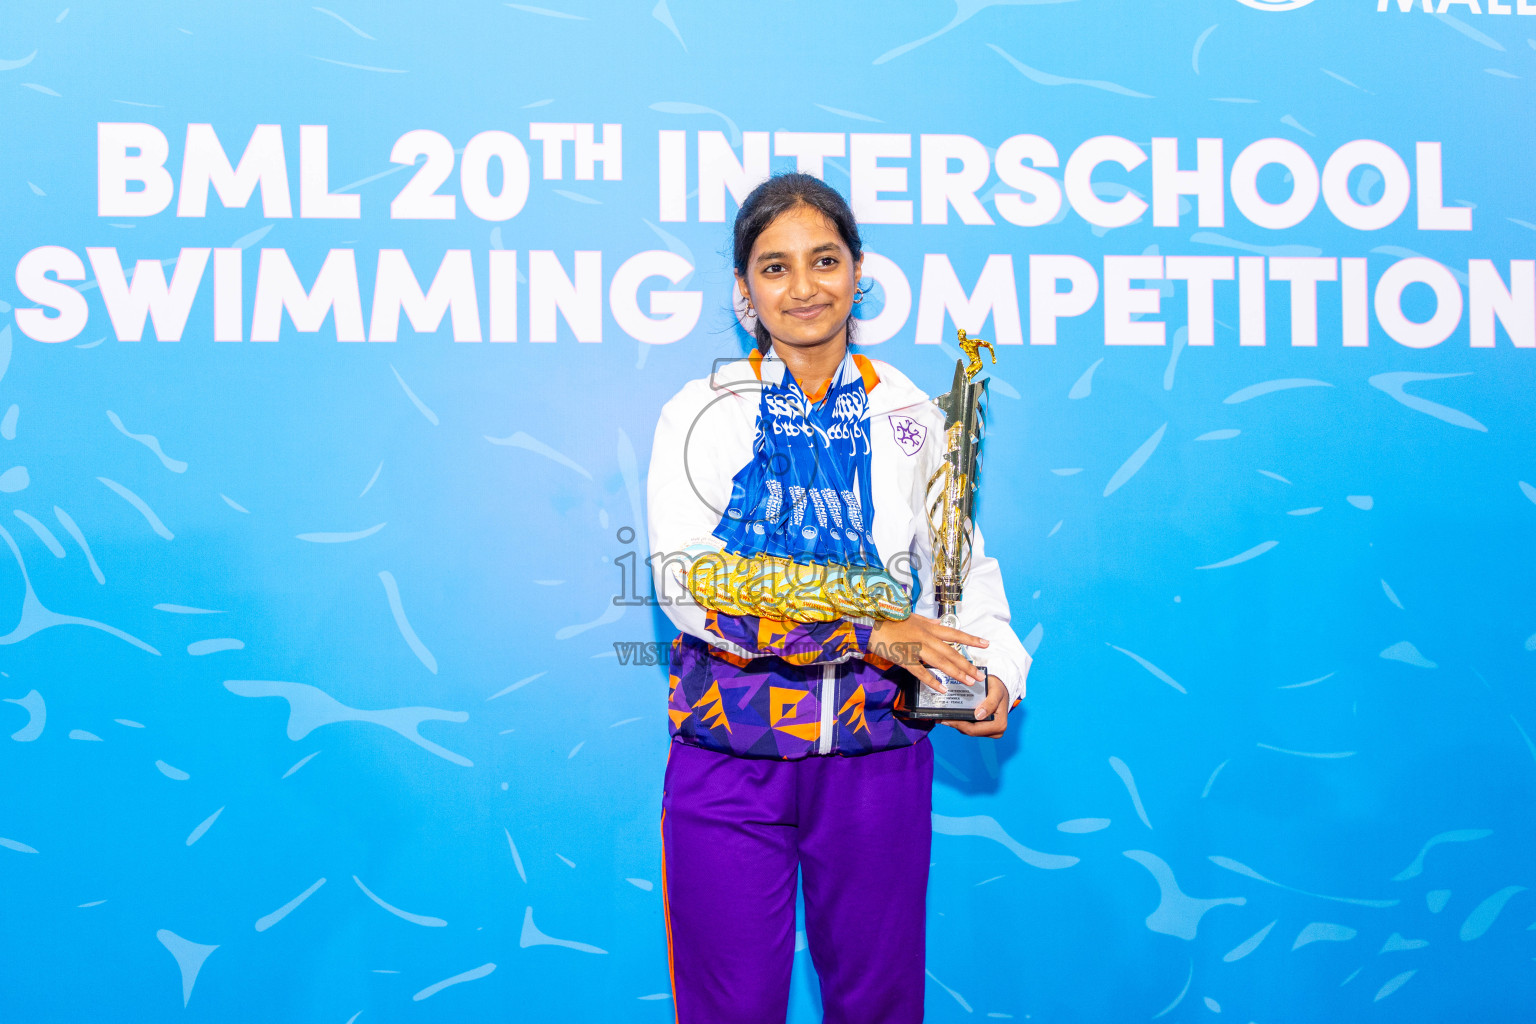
[732,172,863,353]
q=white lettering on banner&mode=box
[1322,140,1411,231]
[575,124,622,181]
[1342,258,1370,347]
[14,246,90,343]
[698,131,770,223]
[774,132,844,179]
[390,129,457,219]
[1239,256,1266,347]
[370,250,482,342]
[214,248,243,342]
[920,135,994,226]
[299,125,359,219]
[993,134,1063,227]
[1164,256,1234,346]
[1028,255,1099,346]
[1415,142,1472,231]
[460,131,531,222]
[1375,257,1463,348]
[1230,138,1319,229]
[915,254,1023,346]
[530,122,622,181]
[850,134,913,225]
[14,242,1532,350]
[529,250,602,343]
[1269,257,1338,346]
[609,250,701,345]
[89,125,1490,234]
[1104,256,1165,346]
[489,249,518,343]
[1064,136,1149,228]
[1151,138,1225,228]
[251,249,365,342]
[528,123,576,180]
[1468,260,1535,348]
[1378,0,1536,11]
[86,247,211,342]
[658,130,687,222]
[98,123,175,217]
[650,129,1471,234]
[179,124,292,218]
[21,125,1536,352]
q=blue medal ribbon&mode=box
[714,353,886,572]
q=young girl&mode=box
[647,173,1032,1024]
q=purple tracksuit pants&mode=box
[661,737,934,1023]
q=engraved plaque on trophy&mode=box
[897,329,997,722]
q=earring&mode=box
[852,285,865,304]
[742,294,754,314]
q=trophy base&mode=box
[896,666,994,723]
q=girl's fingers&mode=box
[911,663,946,694]
[921,645,974,685]
[945,717,997,736]
[934,624,989,649]
[939,646,987,685]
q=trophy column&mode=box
[897,331,997,722]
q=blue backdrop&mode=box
[2,0,1534,1020]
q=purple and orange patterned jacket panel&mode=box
[666,611,933,760]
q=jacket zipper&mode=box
[818,662,837,755]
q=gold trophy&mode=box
[898,329,997,721]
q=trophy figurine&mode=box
[898,329,997,721]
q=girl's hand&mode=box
[942,675,1011,738]
[868,615,988,695]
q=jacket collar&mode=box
[863,358,930,417]
[709,352,930,417]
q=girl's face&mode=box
[738,203,862,355]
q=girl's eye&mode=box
[763,263,785,274]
